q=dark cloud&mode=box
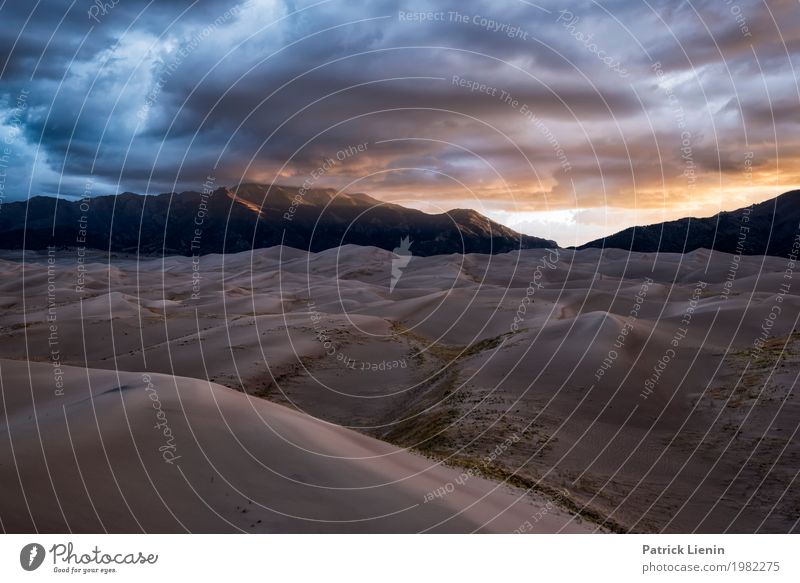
[0,0,798,244]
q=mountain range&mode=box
[578,189,800,258]
[2,185,799,258]
[0,183,555,256]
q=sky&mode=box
[0,0,798,246]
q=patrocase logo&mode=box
[20,543,46,571]
[390,236,413,292]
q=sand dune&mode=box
[0,358,586,533]
[1,245,798,533]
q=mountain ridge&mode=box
[577,189,800,258]
[0,183,556,257]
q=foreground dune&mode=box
[0,358,588,533]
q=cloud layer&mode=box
[1,0,798,245]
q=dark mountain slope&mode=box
[0,183,555,256]
[577,190,800,257]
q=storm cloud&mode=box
[1,0,798,245]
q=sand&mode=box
[0,358,588,533]
[1,244,798,533]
